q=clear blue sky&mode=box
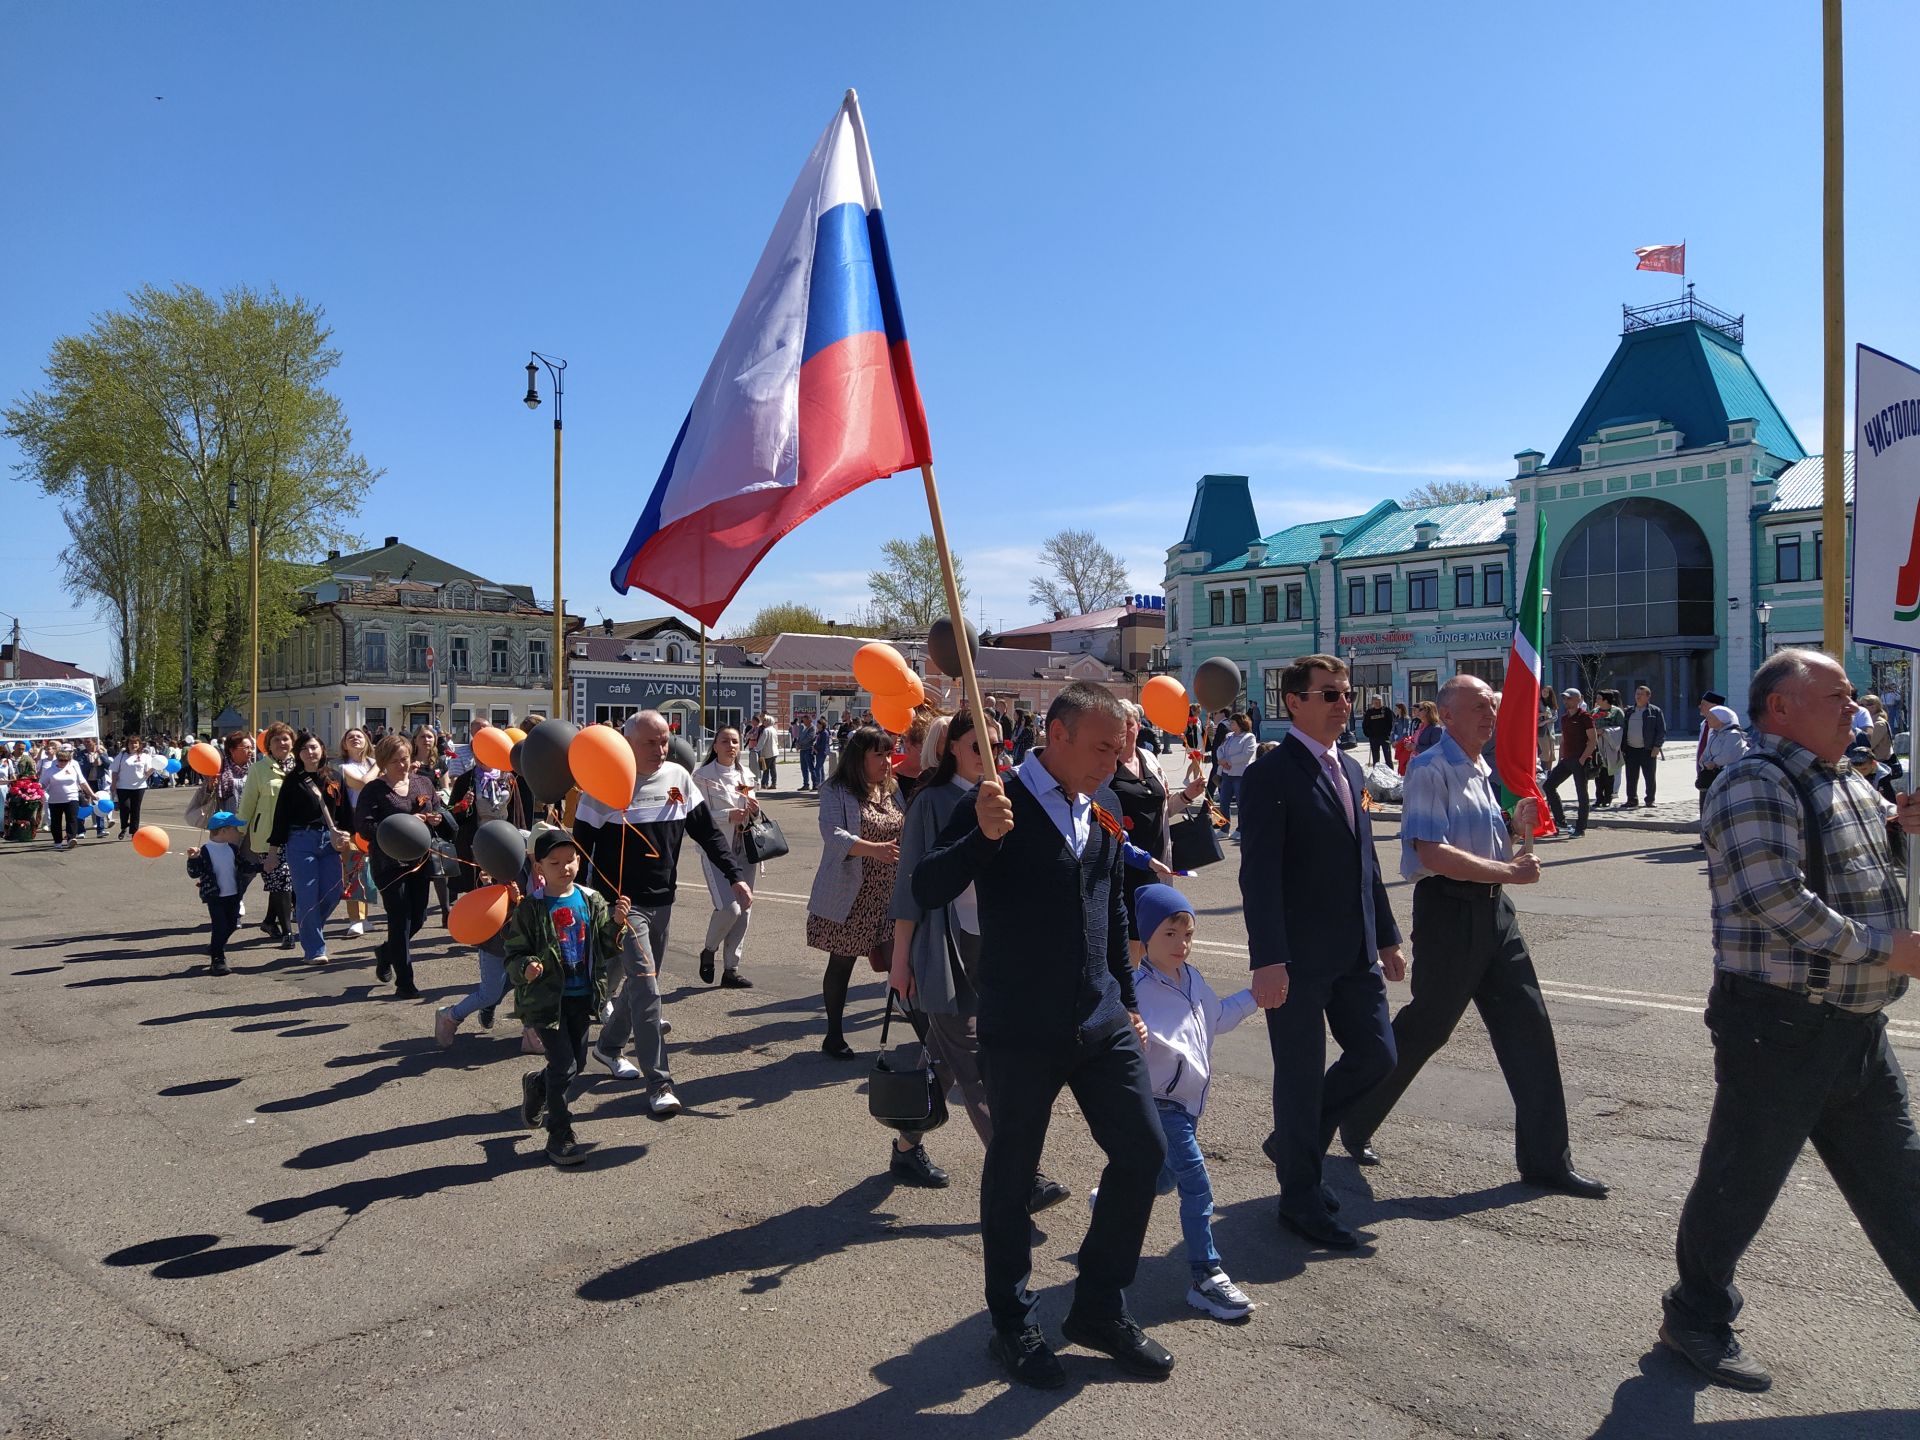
[5,1,1918,678]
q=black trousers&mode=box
[979,1027,1165,1332]
[118,788,146,834]
[1620,746,1656,804]
[47,801,77,845]
[376,869,432,985]
[533,994,594,1140]
[1264,957,1396,1213]
[206,894,240,963]
[1667,976,1920,1332]
[1344,883,1573,1177]
[1368,739,1391,766]
[1544,756,1590,832]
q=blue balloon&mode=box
[75,803,94,820]
[165,757,182,773]
[94,796,115,814]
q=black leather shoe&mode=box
[1277,1205,1359,1250]
[1522,1168,1610,1199]
[1658,1320,1771,1391]
[720,971,753,989]
[889,1142,950,1188]
[1061,1312,1174,1378]
[821,1036,855,1060]
[1340,1128,1381,1166]
[989,1326,1065,1389]
[699,948,715,984]
[1321,1185,1341,1215]
[1027,1174,1071,1214]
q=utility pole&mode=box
[181,581,194,735]
[1821,0,1847,656]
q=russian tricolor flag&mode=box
[612,91,932,625]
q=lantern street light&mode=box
[522,352,568,720]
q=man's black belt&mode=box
[1416,876,1502,901]
[1713,970,1877,1017]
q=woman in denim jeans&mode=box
[265,732,354,964]
[1213,713,1258,837]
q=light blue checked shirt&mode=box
[1400,731,1511,882]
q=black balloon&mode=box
[519,720,578,803]
[508,741,524,777]
[376,812,431,864]
[1193,656,1244,712]
[472,819,527,883]
[668,736,697,772]
[927,617,980,678]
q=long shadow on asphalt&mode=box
[255,1039,470,1114]
[9,926,187,951]
[1590,1349,1919,1438]
[578,1172,972,1303]
[252,1134,647,1227]
[586,1049,860,1120]
[282,1107,523,1170]
[739,1305,1099,1436]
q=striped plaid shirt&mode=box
[1701,731,1907,1013]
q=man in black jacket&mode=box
[1240,654,1403,1250]
[1360,696,1395,766]
[1621,684,1667,807]
[915,682,1171,1389]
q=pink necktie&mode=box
[1322,752,1354,830]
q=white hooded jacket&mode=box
[1132,959,1257,1118]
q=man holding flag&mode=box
[1340,514,1604,1195]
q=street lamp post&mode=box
[228,478,260,734]
[1756,600,1773,663]
[523,353,568,721]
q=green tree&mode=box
[1029,527,1133,617]
[868,533,967,632]
[6,284,378,725]
[1402,480,1506,506]
[741,602,836,636]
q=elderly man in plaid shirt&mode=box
[1662,649,1920,1392]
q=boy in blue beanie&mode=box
[1129,883,1258,1321]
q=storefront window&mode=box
[1409,669,1439,707]
[1350,662,1392,703]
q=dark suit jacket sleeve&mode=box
[1237,757,1292,971]
[1370,867,1400,949]
[912,789,1000,909]
[1106,828,1136,1010]
[1649,706,1668,749]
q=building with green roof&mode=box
[1169,291,1891,737]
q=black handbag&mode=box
[1168,801,1227,870]
[742,811,789,864]
[867,992,948,1134]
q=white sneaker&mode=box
[346,921,365,938]
[1188,1269,1254,1321]
[647,1082,682,1116]
[238,901,247,919]
[590,1045,640,1080]
[1087,1186,1099,1212]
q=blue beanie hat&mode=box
[1134,883,1195,946]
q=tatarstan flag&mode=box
[1497,510,1556,837]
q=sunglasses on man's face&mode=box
[1292,688,1354,704]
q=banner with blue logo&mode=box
[0,679,100,741]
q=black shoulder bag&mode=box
[867,991,948,1134]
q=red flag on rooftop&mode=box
[1634,243,1686,275]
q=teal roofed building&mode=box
[1168,291,1891,738]
[1513,290,1884,723]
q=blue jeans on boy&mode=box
[450,946,510,1021]
[1155,1098,1222,1280]
[286,827,345,961]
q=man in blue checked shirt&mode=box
[1661,649,1920,1393]
[1340,674,1606,1201]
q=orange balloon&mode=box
[187,742,222,777]
[505,726,528,745]
[897,670,925,707]
[853,642,914,697]
[448,883,512,946]
[132,825,170,858]
[1140,675,1190,735]
[258,731,270,752]
[471,725,513,771]
[872,693,915,735]
[569,724,637,810]
[352,833,369,854]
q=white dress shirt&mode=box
[1015,750,1091,857]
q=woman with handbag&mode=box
[1112,702,1206,957]
[693,726,762,989]
[336,728,375,938]
[356,734,452,999]
[806,725,903,1060]
[238,723,298,947]
[409,726,454,926]
[265,731,354,965]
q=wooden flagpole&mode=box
[919,462,1000,772]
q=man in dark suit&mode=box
[1239,653,1403,1250]
[1621,684,1667,807]
[915,682,1172,1389]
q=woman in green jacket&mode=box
[238,722,297,946]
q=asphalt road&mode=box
[0,772,1915,1439]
